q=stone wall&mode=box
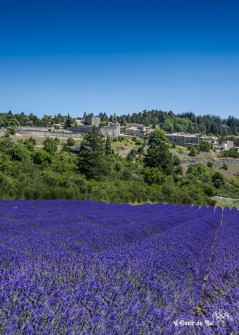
[100,125,120,137]
[67,125,93,133]
[16,129,83,138]
[17,126,53,132]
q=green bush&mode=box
[43,137,60,154]
[187,145,198,156]
[174,165,183,175]
[117,135,125,142]
[199,141,213,152]
[207,161,213,168]
[9,127,16,135]
[34,150,52,166]
[220,150,239,158]
[173,155,181,166]
[222,163,229,170]
[144,167,166,185]
[67,137,76,146]
[212,172,225,188]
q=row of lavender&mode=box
[200,207,239,334]
[0,200,237,334]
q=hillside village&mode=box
[11,113,238,152]
[1,111,239,208]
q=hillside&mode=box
[1,127,239,208]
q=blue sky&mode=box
[0,0,238,118]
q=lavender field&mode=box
[0,200,238,335]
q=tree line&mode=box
[0,111,76,128]
[2,110,239,137]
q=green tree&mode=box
[127,149,137,161]
[149,129,167,144]
[174,165,183,175]
[173,155,181,166]
[99,120,108,126]
[188,144,198,156]
[78,126,107,180]
[43,137,59,155]
[105,135,112,155]
[33,150,52,166]
[144,167,166,185]
[24,137,36,151]
[199,141,213,152]
[65,113,72,128]
[9,127,16,135]
[144,129,174,175]
[212,172,225,188]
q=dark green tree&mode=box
[33,150,52,166]
[199,141,213,152]
[144,129,174,175]
[43,137,59,155]
[212,172,225,188]
[127,149,137,161]
[105,135,112,155]
[188,144,198,156]
[144,167,166,185]
[78,126,107,180]
[65,113,72,128]
[24,137,36,151]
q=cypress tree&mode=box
[78,126,106,180]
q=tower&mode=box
[111,113,117,123]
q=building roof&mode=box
[165,132,197,138]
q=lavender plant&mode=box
[0,201,236,335]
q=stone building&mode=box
[100,113,120,137]
[67,114,120,137]
[67,115,100,134]
[166,133,200,146]
[213,140,233,150]
[121,123,153,138]
[165,132,219,147]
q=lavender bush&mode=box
[0,201,237,334]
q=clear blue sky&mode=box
[0,0,239,118]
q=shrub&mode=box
[212,172,225,188]
[67,137,76,146]
[203,185,217,196]
[199,141,213,152]
[222,163,229,170]
[207,161,214,168]
[144,167,166,185]
[174,165,183,175]
[34,150,52,166]
[117,135,125,142]
[127,149,137,161]
[188,145,198,156]
[9,127,16,135]
[220,150,239,158]
[24,137,36,151]
[43,137,60,155]
[173,155,181,166]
